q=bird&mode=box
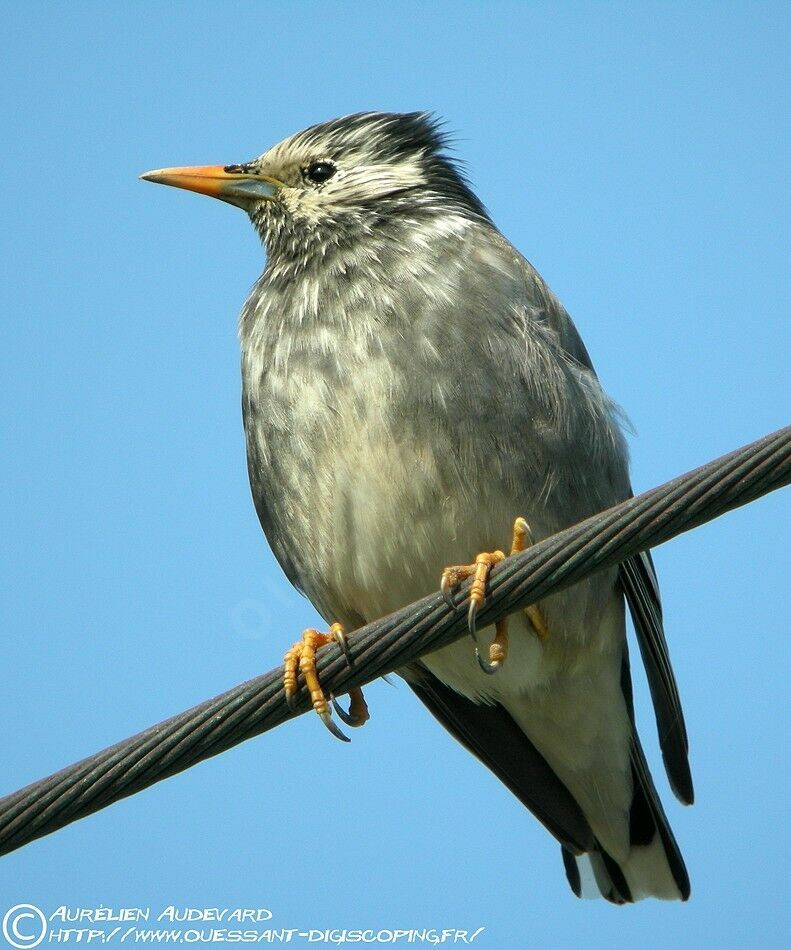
[141,111,693,903]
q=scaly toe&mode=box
[283,628,357,741]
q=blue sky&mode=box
[1,2,789,947]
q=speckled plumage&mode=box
[150,112,693,902]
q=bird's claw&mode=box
[282,623,369,742]
[332,623,353,665]
[441,550,505,670]
[441,572,456,609]
[441,517,547,674]
[474,647,500,675]
[467,595,481,637]
[468,600,499,674]
[319,707,351,742]
[331,689,371,728]
[331,694,356,726]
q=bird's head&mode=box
[141,112,489,257]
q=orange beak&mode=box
[140,164,282,208]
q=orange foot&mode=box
[441,517,549,674]
[283,622,370,742]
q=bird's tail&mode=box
[562,736,690,903]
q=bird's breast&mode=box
[242,314,533,627]
[241,259,627,655]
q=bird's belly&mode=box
[320,422,516,621]
[250,343,623,701]
[307,417,618,704]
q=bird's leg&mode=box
[441,517,549,674]
[283,622,369,743]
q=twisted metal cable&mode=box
[1,425,789,857]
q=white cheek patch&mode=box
[257,132,432,224]
[330,156,427,201]
[277,157,428,225]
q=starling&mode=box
[142,112,693,902]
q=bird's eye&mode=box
[305,161,336,184]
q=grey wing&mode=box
[242,395,307,597]
[516,249,693,804]
[513,250,597,372]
